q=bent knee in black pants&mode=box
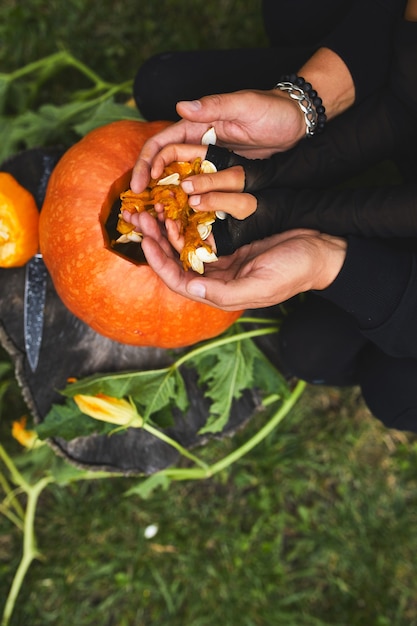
[276,294,417,432]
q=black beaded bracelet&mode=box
[274,73,327,136]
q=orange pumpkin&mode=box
[39,120,242,348]
[0,172,39,267]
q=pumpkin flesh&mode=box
[39,120,243,348]
[0,172,39,267]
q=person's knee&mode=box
[358,346,417,432]
[276,297,364,386]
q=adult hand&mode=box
[130,89,305,193]
[135,211,347,311]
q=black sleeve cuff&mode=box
[212,218,236,256]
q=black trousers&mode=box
[275,295,417,433]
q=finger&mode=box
[186,272,273,311]
[188,191,257,220]
[140,236,213,305]
[181,166,245,195]
[130,120,218,192]
[187,241,293,310]
[122,210,140,229]
[151,144,208,180]
[141,236,188,289]
[177,93,241,123]
[130,122,191,192]
[130,158,152,194]
[165,218,184,254]
[136,211,173,258]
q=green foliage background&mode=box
[0,0,266,90]
[1,1,417,625]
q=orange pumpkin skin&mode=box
[39,120,242,348]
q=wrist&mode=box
[269,88,307,144]
[298,47,355,119]
[274,75,327,137]
[312,234,347,290]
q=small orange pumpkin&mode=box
[0,172,39,267]
[39,120,242,348]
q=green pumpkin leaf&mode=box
[61,365,189,425]
[38,324,285,441]
[188,325,286,434]
[252,348,289,399]
[0,102,84,162]
[73,99,142,136]
[124,473,171,499]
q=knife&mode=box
[1,147,64,371]
[24,253,48,371]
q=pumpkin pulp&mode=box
[117,158,217,273]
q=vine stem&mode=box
[55,81,133,125]
[3,51,112,91]
[143,423,209,470]
[1,51,132,108]
[0,445,29,492]
[0,471,25,523]
[1,466,53,626]
[173,325,279,370]
[156,379,306,481]
[209,380,305,474]
[138,324,282,472]
[0,501,24,532]
[64,323,281,398]
[1,52,68,81]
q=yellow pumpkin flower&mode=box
[11,416,41,449]
[73,393,208,470]
[74,394,143,428]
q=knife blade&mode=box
[1,147,64,373]
[24,253,48,372]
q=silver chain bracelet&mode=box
[274,81,318,137]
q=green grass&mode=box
[1,2,417,625]
[2,385,417,626]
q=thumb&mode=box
[176,93,238,123]
[186,276,255,311]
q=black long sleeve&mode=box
[319,0,405,103]
[206,87,417,193]
[262,0,405,103]
[213,183,417,255]
[259,185,417,238]
[208,17,417,190]
[211,16,417,254]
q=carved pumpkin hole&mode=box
[102,170,147,265]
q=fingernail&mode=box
[188,194,201,207]
[188,281,206,298]
[179,99,202,112]
[181,180,194,194]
